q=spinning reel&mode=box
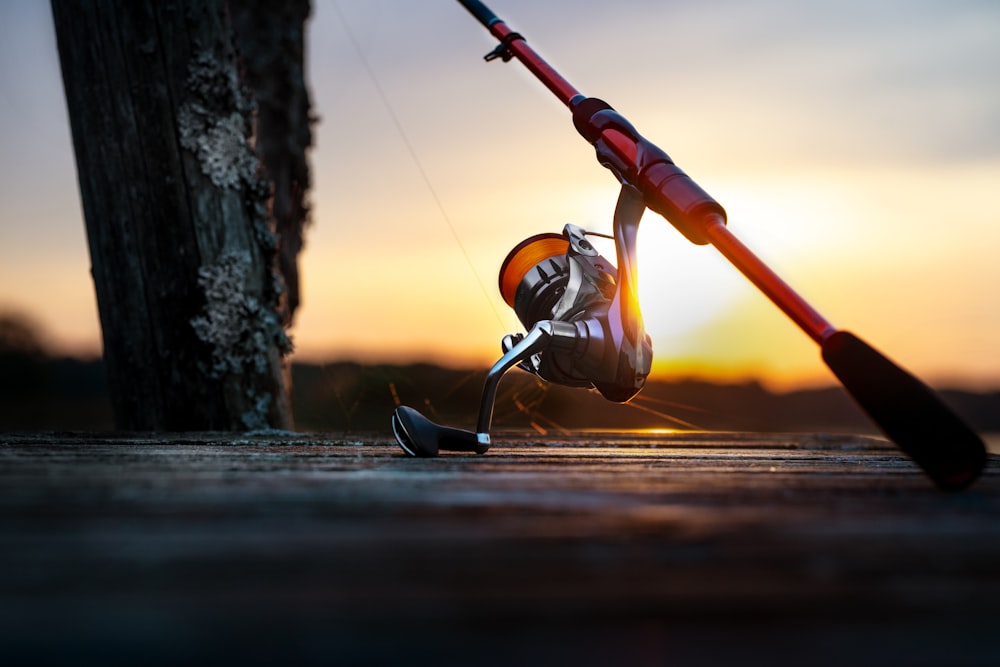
[391,185,652,457]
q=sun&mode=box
[634,216,741,342]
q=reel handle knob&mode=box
[391,405,489,457]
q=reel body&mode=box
[392,185,652,456]
[499,223,651,401]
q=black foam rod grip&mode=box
[821,330,987,490]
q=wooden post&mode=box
[50,0,307,430]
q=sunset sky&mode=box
[1,0,998,390]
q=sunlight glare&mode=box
[636,216,740,340]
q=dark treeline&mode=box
[292,361,1000,435]
[2,353,998,436]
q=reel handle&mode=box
[392,323,554,457]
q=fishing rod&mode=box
[392,0,987,490]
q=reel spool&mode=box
[498,232,570,318]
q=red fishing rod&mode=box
[396,0,986,489]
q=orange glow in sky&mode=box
[1,1,999,391]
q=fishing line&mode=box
[330,2,508,332]
[621,397,703,430]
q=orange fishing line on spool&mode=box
[498,233,569,308]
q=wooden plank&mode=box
[1,432,997,664]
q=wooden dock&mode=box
[1,431,998,665]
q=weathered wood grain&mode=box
[1,431,997,665]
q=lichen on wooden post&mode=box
[177,50,258,190]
